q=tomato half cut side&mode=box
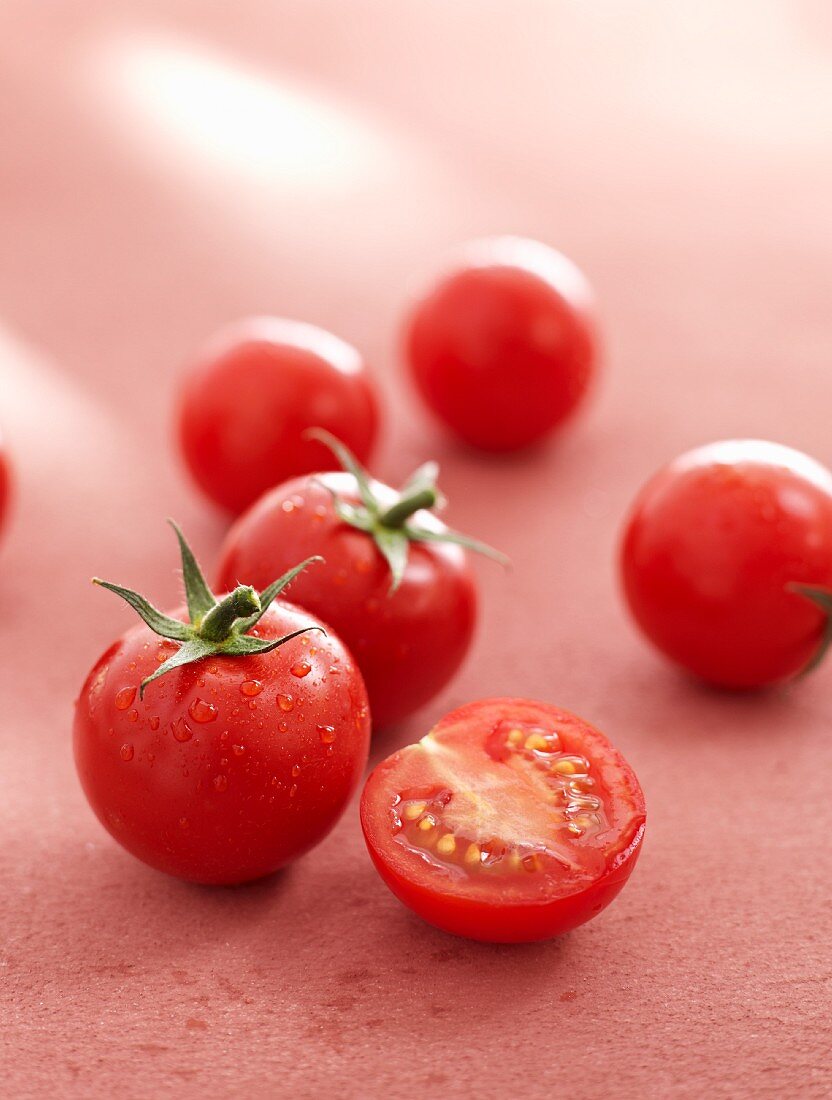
[360,698,646,943]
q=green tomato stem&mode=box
[197,585,261,642]
[378,488,438,529]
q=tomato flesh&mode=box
[360,699,645,942]
[621,440,832,687]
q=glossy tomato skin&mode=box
[621,441,832,688]
[73,600,370,884]
[177,318,379,514]
[0,438,11,539]
[361,699,646,943]
[217,474,477,729]
[404,237,598,452]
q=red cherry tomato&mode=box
[360,698,645,943]
[74,528,370,884]
[404,237,598,451]
[0,434,11,537]
[177,318,379,514]
[217,472,478,729]
[621,440,832,688]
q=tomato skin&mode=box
[73,600,370,884]
[177,318,379,514]
[360,699,646,943]
[216,473,478,729]
[404,237,598,452]
[0,440,10,538]
[621,441,832,688]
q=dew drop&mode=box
[318,725,336,745]
[149,716,160,731]
[289,784,298,798]
[291,763,301,777]
[114,686,136,711]
[240,679,263,697]
[179,817,189,829]
[127,709,139,723]
[278,721,288,733]
[277,693,294,712]
[329,665,341,675]
[119,744,134,761]
[233,744,245,756]
[213,775,228,792]
[291,662,312,678]
[172,718,193,742]
[189,697,218,724]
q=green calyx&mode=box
[93,521,324,697]
[307,429,509,592]
[788,583,832,674]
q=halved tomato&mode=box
[360,698,646,943]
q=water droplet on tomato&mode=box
[179,817,189,829]
[318,725,336,745]
[119,744,134,761]
[233,744,245,756]
[329,665,341,675]
[189,697,218,723]
[172,718,193,742]
[289,784,298,798]
[241,679,263,697]
[114,686,136,710]
[149,716,160,731]
[213,775,228,792]
[277,693,294,712]
[278,720,288,732]
[127,709,139,723]
[291,662,311,678]
[291,763,301,777]
[147,752,155,764]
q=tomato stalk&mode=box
[306,429,509,591]
[93,521,324,696]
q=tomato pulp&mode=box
[177,317,379,514]
[404,237,598,452]
[360,699,646,943]
[621,440,832,687]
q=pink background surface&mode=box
[1,2,831,1097]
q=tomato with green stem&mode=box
[73,523,370,884]
[360,698,646,943]
[217,431,507,729]
[621,440,832,687]
[177,317,380,514]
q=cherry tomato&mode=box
[404,237,598,451]
[621,440,832,688]
[74,526,370,884]
[216,433,505,729]
[0,433,10,538]
[360,698,645,943]
[177,317,380,514]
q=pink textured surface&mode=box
[1,3,831,1097]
